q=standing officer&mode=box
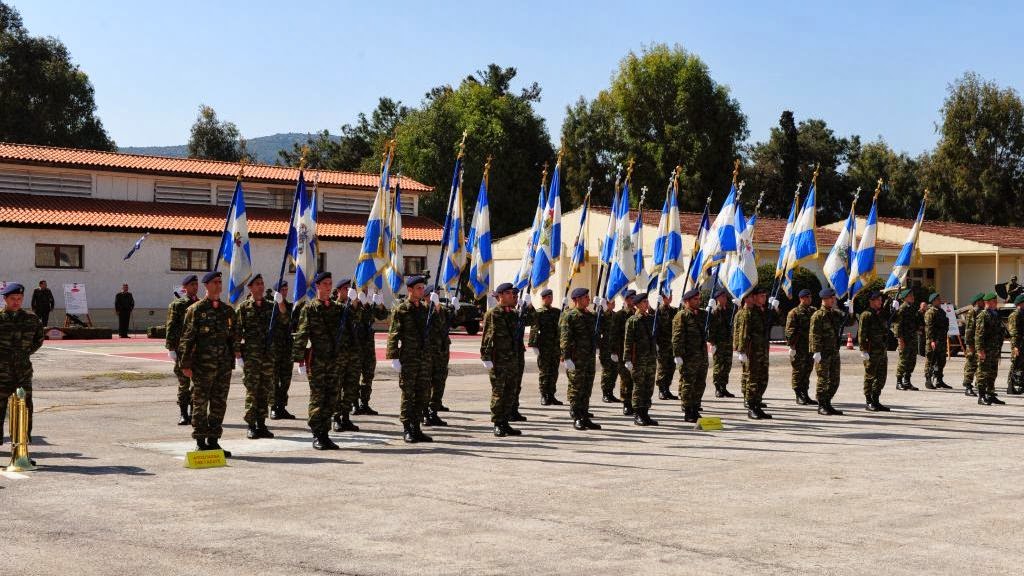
[1005,294,1024,396]
[597,297,621,403]
[673,288,708,423]
[30,280,54,327]
[269,280,297,420]
[166,274,199,425]
[481,283,525,437]
[923,293,952,389]
[114,284,135,338]
[330,279,362,433]
[809,287,854,415]
[237,274,284,439]
[179,271,240,456]
[386,275,437,443]
[734,288,772,419]
[613,289,637,414]
[654,291,679,401]
[560,287,600,431]
[623,293,658,426]
[424,288,451,427]
[961,293,984,397]
[859,291,891,411]
[708,288,736,398]
[354,289,390,416]
[975,292,1005,405]
[893,289,921,391]
[785,288,817,405]
[529,288,563,406]
[0,283,45,443]
[293,272,342,450]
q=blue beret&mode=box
[798,288,812,298]
[181,274,199,285]
[201,271,222,284]
[405,275,426,288]
[540,288,553,298]
[246,273,263,287]
[1,282,24,296]
[571,287,589,299]
[631,292,648,304]
[335,277,352,288]
[313,272,332,284]
[869,290,883,300]
[819,287,836,298]
[495,282,515,293]
[274,280,288,291]
[712,288,728,298]
[682,288,700,301]
[927,292,940,303]
[624,290,637,300]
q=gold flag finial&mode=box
[625,157,636,184]
[483,155,493,188]
[731,159,741,184]
[299,144,310,170]
[874,178,883,200]
[457,130,468,159]
[811,163,820,185]
[923,188,930,202]
[852,186,862,211]
[540,162,549,190]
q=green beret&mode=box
[1014,294,1024,305]
[898,288,912,300]
[984,292,998,301]
[927,293,940,304]
[970,293,984,304]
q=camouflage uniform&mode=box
[529,304,562,399]
[597,309,620,397]
[623,310,657,412]
[962,305,980,391]
[179,298,240,441]
[894,302,921,386]
[358,302,390,405]
[785,303,816,396]
[672,305,708,412]
[809,307,852,406]
[292,298,341,436]
[0,307,44,438]
[1006,307,1024,394]
[236,296,282,425]
[923,304,949,387]
[481,305,525,422]
[429,304,453,412]
[858,308,889,399]
[654,304,678,397]
[611,306,634,406]
[271,297,295,412]
[386,299,437,424]
[733,306,769,408]
[975,308,1003,398]
[708,306,734,395]
[330,299,362,421]
[165,294,198,414]
[560,306,597,420]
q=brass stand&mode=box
[6,387,35,472]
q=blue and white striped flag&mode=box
[440,166,467,292]
[823,203,856,299]
[386,182,404,294]
[218,180,253,304]
[286,171,319,303]
[123,232,149,261]
[686,203,712,288]
[355,148,393,291]
[849,192,879,297]
[725,205,758,301]
[600,185,620,266]
[631,202,648,292]
[468,170,492,299]
[530,158,562,290]
[884,194,927,292]
[567,192,591,291]
[774,190,799,297]
[652,172,685,293]
[605,182,636,300]
[784,179,818,272]
[700,182,740,277]
[513,181,546,290]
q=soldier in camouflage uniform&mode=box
[960,293,983,397]
[673,288,708,423]
[268,280,297,420]
[293,272,342,450]
[623,293,658,426]
[166,274,199,425]
[1005,294,1024,396]
[237,274,286,439]
[386,275,438,443]
[481,283,525,437]
[809,287,854,415]
[179,271,240,456]
[560,287,601,431]
[859,291,891,411]
[612,289,637,414]
[734,287,772,419]
[785,288,817,405]
[975,292,1006,405]
[654,292,679,401]
[354,289,390,415]
[597,297,621,403]
[424,289,451,427]
[330,279,362,433]
[0,283,44,444]
[529,288,564,405]
[923,293,952,389]
[708,288,736,398]
[893,290,921,390]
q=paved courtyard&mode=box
[4,336,1023,575]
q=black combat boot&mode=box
[424,409,448,427]
[644,409,659,426]
[865,396,879,411]
[988,394,1006,405]
[683,406,698,423]
[332,414,343,432]
[978,393,992,405]
[873,394,891,412]
[360,400,379,416]
[549,395,564,405]
[748,406,765,420]
[351,402,367,415]
[206,438,231,457]
[964,383,977,396]
[894,375,905,391]
[412,421,433,442]
[501,421,522,436]
[622,400,634,416]
[602,392,619,403]
[403,421,417,443]
[903,377,919,391]
[828,402,844,416]
[659,386,679,401]
[1008,380,1021,395]
[540,394,553,406]
[271,405,296,420]
[634,410,647,426]
[493,421,507,437]
[178,404,191,425]
[313,433,339,450]
[509,410,527,422]
[719,386,736,398]
[924,374,936,389]
[256,420,275,438]
[935,377,952,389]
[194,437,207,451]
[338,413,359,432]
[573,417,587,431]
[435,404,450,412]
[715,385,725,398]
[246,422,259,439]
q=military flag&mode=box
[217,179,253,304]
[849,181,881,297]
[530,153,563,290]
[468,160,493,299]
[822,196,858,299]
[354,145,393,291]
[884,191,929,292]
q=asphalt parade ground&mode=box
[4,336,1023,575]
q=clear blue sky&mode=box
[11,0,1024,154]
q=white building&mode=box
[0,142,442,329]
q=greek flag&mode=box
[218,180,253,304]
[884,196,927,292]
[605,183,636,299]
[700,183,740,277]
[530,160,562,290]
[386,182,404,294]
[822,204,857,299]
[631,206,649,291]
[652,175,685,293]
[513,182,546,290]
[785,181,818,272]
[468,175,492,299]
[686,204,711,287]
[286,172,319,303]
[567,192,591,289]
[849,196,878,297]
[123,232,149,261]
[440,166,467,291]
[355,150,393,291]
[725,206,758,301]
[600,186,620,265]
[774,192,798,297]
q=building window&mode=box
[404,256,426,275]
[908,268,935,288]
[289,253,326,274]
[171,248,211,272]
[35,244,83,269]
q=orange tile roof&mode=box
[0,142,433,193]
[878,216,1024,250]
[0,193,443,243]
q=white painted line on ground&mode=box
[45,346,173,363]
[1,471,31,480]
[127,433,391,457]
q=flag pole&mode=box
[425,132,468,342]
[593,158,634,342]
[562,179,593,306]
[769,183,802,301]
[591,167,622,311]
[651,167,679,342]
[266,149,308,349]
[516,160,553,339]
[681,193,712,295]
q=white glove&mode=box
[391,359,402,370]
[522,293,532,307]
[297,364,307,375]
[167,350,177,360]
[710,345,717,355]
[373,293,383,305]
[482,360,494,369]
[529,347,539,357]
[861,351,870,360]
[236,357,244,369]
[624,361,634,370]
[486,295,498,309]
[273,291,284,304]
[594,297,606,308]
[357,291,368,304]
[813,352,822,363]
[737,353,748,364]
[891,299,900,311]
[563,359,576,371]
[789,348,796,360]
[347,287,357,302]
[732,298,741,307]
[429,292,440,306]
[846,300,855,314]
[674,357,683,366]
[611,354,619,362]
[769,297,780,311]
[452,296,462,311]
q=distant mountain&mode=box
[120,132,338,165]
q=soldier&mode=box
[623,293,658,425]
[960,293,984,397]
[327,278,362,433]
[735,287,772,419]
[354,288,390,415]
[293,272,342,450]
[179,271,240,456]
[654,291,679,401]
[237,274,284,439]
[612,289,637,415]
[529,288,564,405]
[809,287,854,415]
[166,274,199,425]
[0,283,44,444]
[481,283,526,437]
[560,287,601,431]
[785,288,818,405]
[923,293,952,389]
[269,280,297,420]
[30,280,54,327]
[386,275,438,443]
[893,290,921,391]
[975,292,1006,405]
[708,288,736,398]
[673,288,708,423]
[1005,294,1024,396]
[424,288,451,427]
[859,291,891,411]
[597,297,621,403]
[114,284,135,338]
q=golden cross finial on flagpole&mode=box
[540,162,549,190]
[587,177,594,195]
[456,130,468,159]
[299,144,310,170]
[811,163,820,185]
[483,155,493,188]
[874,178,883,200]
[625,158,636,184]
[731,159,741,184]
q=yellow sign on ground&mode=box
[185,450,227,469]
[696,417,723,431]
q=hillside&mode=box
[120,132,337,164]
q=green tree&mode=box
[0,1,114,150]
[561,44,748,211]
[186,105,252,162]
[845,138,923,219]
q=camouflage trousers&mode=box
[630,362,657,411]
[656,353,675,393]
[242,353,274,424]
[307,355,340,436]
[976,350,1000,396]
[567,361,596,418]
[962,346,978,388]
[272,348,292,408]
[712,346,732,390]
[191,362,232,440]
[489,359,524,422]
[815,353,841,404]
[1006,351,1022,392]
[537,350,560,397]
[332,352,363,417]
[862,350,888,397]
[925,343,947,384]
[678,356,709,410]
[0,370,34,439]
[359,340,376,403]
[896,336,918,381]
[173,358,192,408]
[398,355,434,423]
[743,352,769,404]
[598,351,618,395]
[790,350,814,392]
[618,363,634,407]
[430,357,449,411]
